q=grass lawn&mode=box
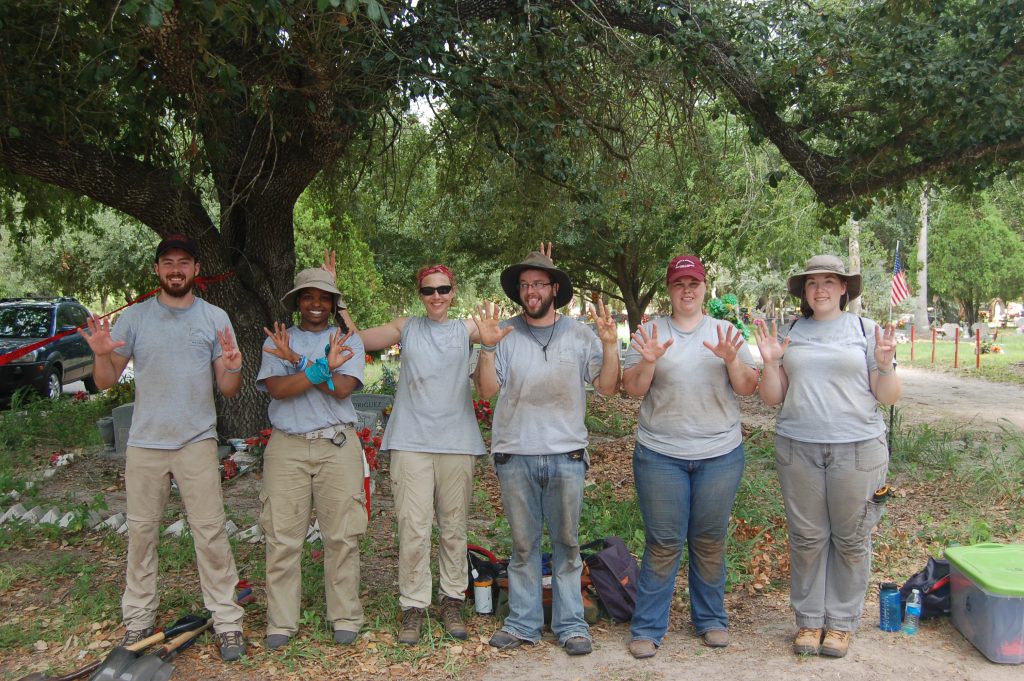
[898,329,1024,384]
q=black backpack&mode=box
[900,557,951,619]
[581,537,639,622]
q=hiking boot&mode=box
[820,629,853,658]
[398,607,425,645]
[702,629,729,648]
[439,596,468,640]
[563,636,592,656]
[218,630,246,662]
[333,629,358,645]
[265,634,291,650]
[792,627,823,656]
[628,639,657,659]
[488,630,531,651]
[120,627,154,647]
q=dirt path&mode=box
[474,368,1024,680]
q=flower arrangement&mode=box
[244,427,273,473]
[357,427,382,471]
[473,399,493,429]
[707,293,750,339]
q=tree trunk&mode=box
[847,217,863,315]
[915,185,931,334]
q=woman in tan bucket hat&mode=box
[754,254,901,659]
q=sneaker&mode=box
[702,629,729,648]
[820,629,852,658]
[792,627,823,656]
[628,639,657,659]
[398,607,425,645]
[488,630,531,651]
[439,596,468,640]
[120,627,155,647]
[563,636,592,656]
[218,630,246,662]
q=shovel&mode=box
[15,615,207,681]
[113,620,213,681]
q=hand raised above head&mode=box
[77,314,126,356]
[538,241,553,260]
[321,248,337,276]
[471,300,514,347]
[630,323,673,364]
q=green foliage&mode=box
[707,294,750,339]
[0,394,107,474]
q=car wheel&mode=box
[45,369,62,400]
[83,376,100,394]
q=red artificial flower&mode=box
[222,459,238,480]
[365,354,374,364]
[372,436,382,448]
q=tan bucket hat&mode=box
[281,268,343,312]
[787,254,863,300]
[500,251,574,308]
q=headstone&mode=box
[112,403,134,457]
[970,323,992,339]
[351,394,393,427]
[940,323,962,339]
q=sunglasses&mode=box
[419,285,453,296]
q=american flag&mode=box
[890,249,911,306]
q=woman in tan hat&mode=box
[754,254,901,659]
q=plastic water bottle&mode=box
[903,588,922,634]
[879,582,901,632]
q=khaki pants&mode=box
[390,450,475,609]
[260,428,367,637]
[123,440,243,634]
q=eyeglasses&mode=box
[419,285,453,296]
[518,282,553,291]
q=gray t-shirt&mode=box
[112,296,230,449]
[380,317,485,456]
[490,315,605,455]
[624,316,754,460]
[776,312,885,443]
[256,325,365,434]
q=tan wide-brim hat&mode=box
[787,254,863,300]
[281,268,343,312]
[500,251,574,308]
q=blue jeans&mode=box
[630,441,744,644]
[494,452,590,644]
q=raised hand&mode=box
[321,248,337,276]
[630,323,673,364]
[703,324,746,363]
[589,299,619,346]
[538,241,553,260]
[874,323,898,371]
[753,318,790,365]
[326,328,355,370]
[471,300,514,347]
[263,322,299,364]
[218,327,243,371]
[77,314,126,356]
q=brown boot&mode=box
[792,627,823,655]
[820,629,852,658]
[398,607,425,645]
[439,596,468,640]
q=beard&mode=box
[158,272,195,298]
[523,294,555,320]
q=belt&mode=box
[302,425,349,440]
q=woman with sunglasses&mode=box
[356,263,500,646]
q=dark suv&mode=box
[0,297,97,402]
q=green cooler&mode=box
[945,543,1024,664]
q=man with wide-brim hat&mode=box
[787,255,862,317]
[256,267,368,651]
[473,244,621,657]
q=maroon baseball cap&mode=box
[155,233,199,261]
[666,255,706,285]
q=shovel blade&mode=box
[87,647,140,681]
[147,662,175,681]
[115,655,164,681]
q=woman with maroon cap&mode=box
[356,263,501,646]
[621,254,758,659]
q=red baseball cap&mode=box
[666,255,706,285]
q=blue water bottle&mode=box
[879,582,901,632]
[903,588,922,635]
